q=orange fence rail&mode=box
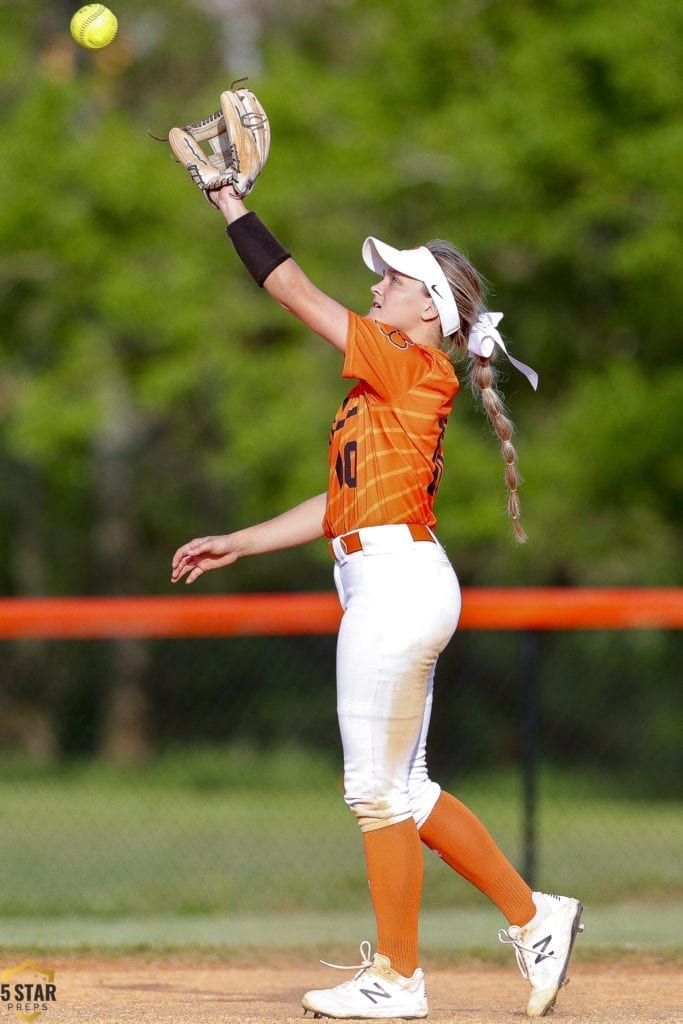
[0,589,681,639]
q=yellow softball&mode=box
[70,4,118,50]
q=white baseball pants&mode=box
[330,525,461,833]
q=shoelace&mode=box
[320,940,374,979]
[498,928,559,979]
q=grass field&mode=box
[1,903,681,959]
[0,748,680,955]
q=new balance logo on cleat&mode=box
[359,983,392,1004]
[532,935,554,963]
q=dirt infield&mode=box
[33,956,681,1024]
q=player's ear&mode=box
[421,299,439,324]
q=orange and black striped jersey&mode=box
[323,312,459,539]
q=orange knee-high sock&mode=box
[419,791,535,926]
[362,819,423,978]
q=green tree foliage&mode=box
[1,0,680,591]
[0,0,680,768]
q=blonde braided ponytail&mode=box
[469,356,527,543]
[426,240,528,543]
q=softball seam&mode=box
[76,5,109,45]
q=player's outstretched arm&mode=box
[171,491,327,585]
[210,187,350,353]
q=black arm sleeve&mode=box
[226,212,292,287]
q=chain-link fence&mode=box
[0,595,680,924]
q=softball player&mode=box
[171,186,584,1019]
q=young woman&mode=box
[171,186,583,1019]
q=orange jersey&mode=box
[323,312,459,538]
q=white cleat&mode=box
[499,891,585,1017]
[302,941,428,1019]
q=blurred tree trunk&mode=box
[195,0,265,72]
[0,463,60,762]
[93,365,151,765]
[100,638,150,764]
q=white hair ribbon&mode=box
[468,312,539,390]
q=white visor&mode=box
[362,237,461,336]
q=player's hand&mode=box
[171,535,240,585]
[208,183,246,216]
